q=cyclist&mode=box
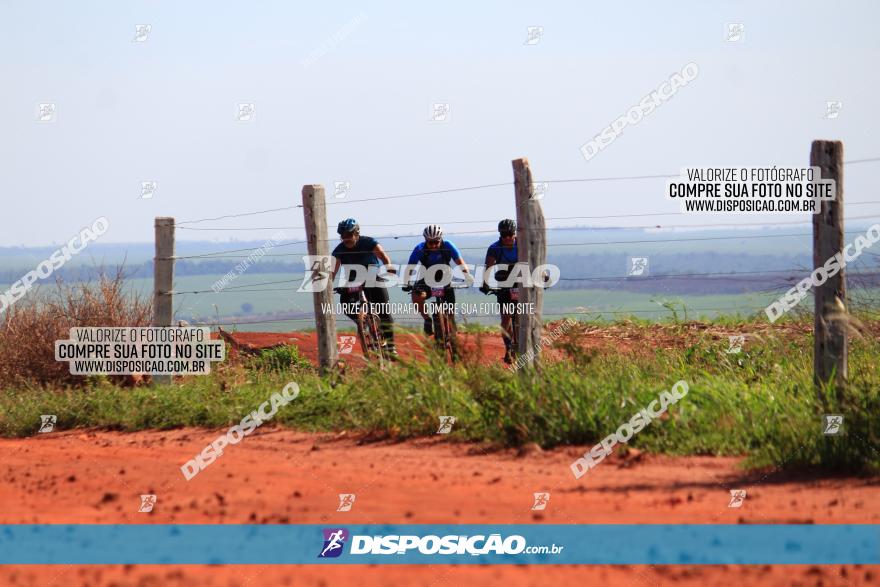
[480,218,518,363]
[406,225,470,336]
[330,218,398,357]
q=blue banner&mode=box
[0,525,876,565]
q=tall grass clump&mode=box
[0,268,150,388]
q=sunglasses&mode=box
[340,231,356,239]
[500,232,515,238]
[426,238,442,245]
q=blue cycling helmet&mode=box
[337,218,359,235]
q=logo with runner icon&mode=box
[38,415,57,433]
[823,414,844,435]
[726,335,745,354]
[337,494,356,512]
[436,416,456,434]
[298,255,334,292]
[531,492,550,511]
[338,335,357,354]
[138,494,157,513]
[628,257,649,277]
[333,181,351,199]
[318,528,349,558]
[728,489,747,508]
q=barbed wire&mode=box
[167,268,880,295]
[167,230,847,260]
[177,205,301,226]
[557,269,880,282]
[171,207,880,259]
[172,241,307,259]
[175,202,880,233]
[166,158,880,327]
[295,212,880,245]
[173,156,880,225]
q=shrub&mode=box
[246,344,313,374]
[0,268,151,388]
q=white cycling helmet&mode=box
[423,224,443,240]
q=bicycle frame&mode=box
[406,282,467,363]
[425,286,458,362]
[488,287,522,362]
[335,285,387,362]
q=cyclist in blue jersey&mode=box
[480,219,518,363]
[330,218,398,356]
[406,224,470,336]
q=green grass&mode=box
[2,318,878,472]
[244,344,313,373]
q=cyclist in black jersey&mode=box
[330,218,398,356]
[480,219,518,363]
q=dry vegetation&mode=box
[0,269,151,388]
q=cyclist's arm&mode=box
[447,241,469,278]
[330,256,341,281]
[446,241,466,270]
[480,253,496,292]
[372,243,396,273]
[485,244,497,268]
[404,247,422,284]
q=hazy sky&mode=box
[2,0,879,246]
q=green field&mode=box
[131,273,783,331]
[0,271,828,332]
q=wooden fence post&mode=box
[302,185,338,373]
[811,140,847,403]
[152,217,175,386]
[512,157,546,370]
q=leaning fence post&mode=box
[152,217,175,386]
[512,157,546,371]
[302,184,338,373]
[811,139,847,404]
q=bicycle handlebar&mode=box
[334,286,365,294]
[402,281,470,292]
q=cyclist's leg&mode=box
[496,289,513,360]
[366,286,395,351]
[441,286,458,357]
[339,290,360,325]
[411,281,431,318]
[340,291,371,354]
[443,286,457,331]
[443,285,456,306]
[412,280,433,335]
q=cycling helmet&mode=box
[498,219,517,234]
[423,224,443,240]
[337,218,359,235]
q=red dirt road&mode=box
[217,320,846,369]
[2,428,878,586]
[218,329,524,368]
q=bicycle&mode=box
[334,284,389,363]
[484,285,521,364]
[403,281,468,363]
